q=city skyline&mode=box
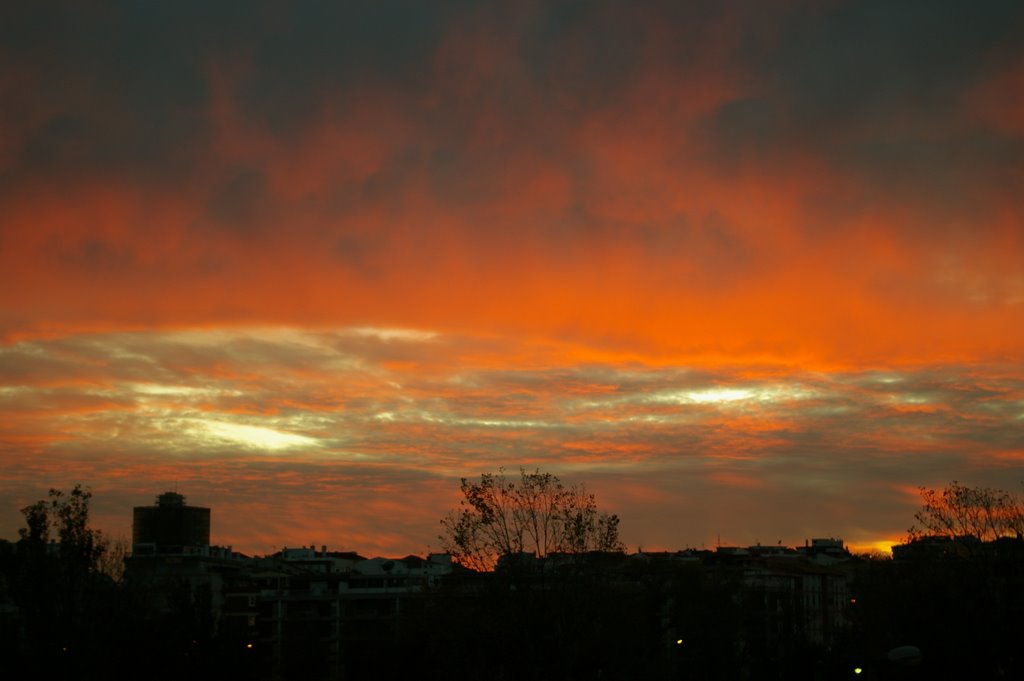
[2,1,1023,557]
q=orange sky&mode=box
[1,1,1022,557]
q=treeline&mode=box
[388,557,834,681]
[2,480,1023,680]
[268,545,1024,681]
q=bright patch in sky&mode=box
[132,383,238,398]
[344,327,439,342]
[200,420,319,451]
[651,388,755,405]
[686,388,754,404]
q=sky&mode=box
[1,1,1023,558]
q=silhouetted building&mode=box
[220,549,453,678]
[126,493,241,625]
[132,491,210,555]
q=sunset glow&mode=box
[1,1,1022,558]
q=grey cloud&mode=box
[232,1,458,136]
[770,2,1019,123]
[0,3,215,188]
[837,132,1024,217]
[0,1,454,196]
[703,0,1024,225]
[206,168,275,230]
[517,0,644,113]
[4,1,1020,208]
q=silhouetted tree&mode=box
[843,484,1024,680]
[908,480,1024,541]
[49,485,108,572]
[18,500,50,545]
[440,467,624,570]
[96,535,129,583]
[13,484,115,673]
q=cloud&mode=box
[2,328,1022,554]
[2,2,1022,554]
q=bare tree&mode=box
[908,480,1024,542]
[96,535,130,583]
[440,467,625,570]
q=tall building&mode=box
[132,491,210,555]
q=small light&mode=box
[675,639,683,646]
[246,643,253,649]
[854,667,863,675]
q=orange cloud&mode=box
[3,1,1023,557]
